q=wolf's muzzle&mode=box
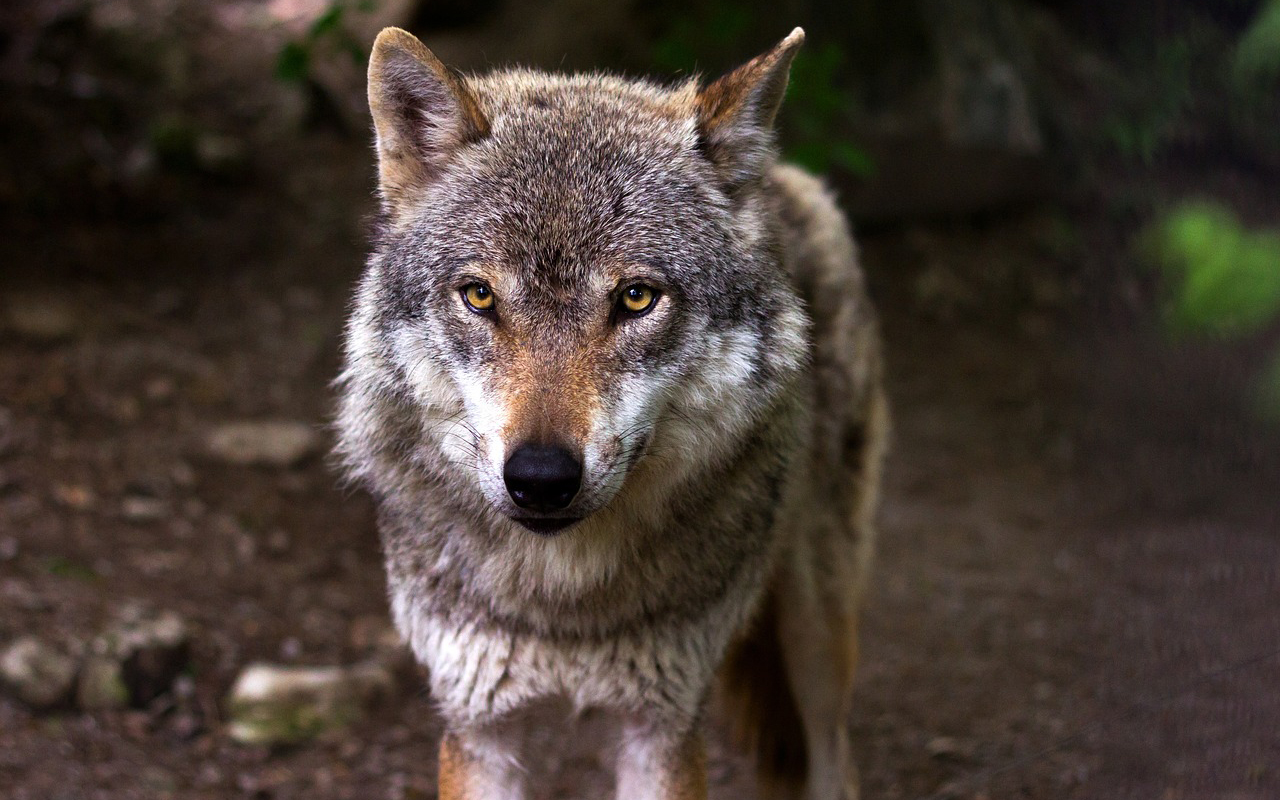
[503,444,582,512]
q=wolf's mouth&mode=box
[513,517,582,535]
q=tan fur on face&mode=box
[493,327,603,451]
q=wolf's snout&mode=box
[503,444,582,512]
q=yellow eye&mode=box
[619,284,658,316]
[462,283,495,312]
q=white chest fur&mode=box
[392,586,756,729]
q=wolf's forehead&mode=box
[475,76,699,177]
[452,114,710,265]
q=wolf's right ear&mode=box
[367,28,489,210]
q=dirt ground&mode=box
[3,130,1277,798]
[3,8,1280,798]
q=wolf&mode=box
[335,24,888,800]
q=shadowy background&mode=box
[2,1,1279,798]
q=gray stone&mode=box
[89,609,191,707]
[77,655,130,710]
[121,495,168,522]
[1,637,76,708]
[204,421,320,467]
[225,660,395,745]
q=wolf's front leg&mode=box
[615,722,707,800]
[438,730,527,800]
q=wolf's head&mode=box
[340,28,810,536]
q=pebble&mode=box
[52,483,95,511]
[121,495,168,522]
[225,660,395,745]
[77,655,130,710]
[87,608,192,707]
[0,637,77,708]
[204,420,320,467]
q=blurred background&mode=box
[2,0,1279,797]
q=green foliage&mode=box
[650,3,752,75]
[1234,0,1280,85]
[651,4,874,178]
[1149,202,1280,338]
[1101,38,1194,164]
[274,0,373,84]
[784,44,876,177]
[1101,4,1280,165]
[1149,201,1280,418]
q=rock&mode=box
[0,579,52,612]
[51,483,95,511]
[225,660,396,745]
[77,655,130,710]
[86,609,191,707]
[121,495,168,522]
[1,637,77,708]
[204,421,320,467]
[2,292,79,342]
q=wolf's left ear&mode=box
[367,27,489,211]
[696,27,804,189]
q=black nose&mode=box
[503,444,582,512]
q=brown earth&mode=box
[4,135,1278,798]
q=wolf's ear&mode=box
[696,27,804,189]
[367,27,489,210]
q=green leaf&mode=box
[1152,202,1280,337]
[308,4,345,39]
[651,38,698,74]
[1235,0,1280,84]
[830,142,877,178]
[276,41,310,83]
[785,142,830,173]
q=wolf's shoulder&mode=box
[767,162,881,423]
[768,164,857,266]
[767,163,867,309]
